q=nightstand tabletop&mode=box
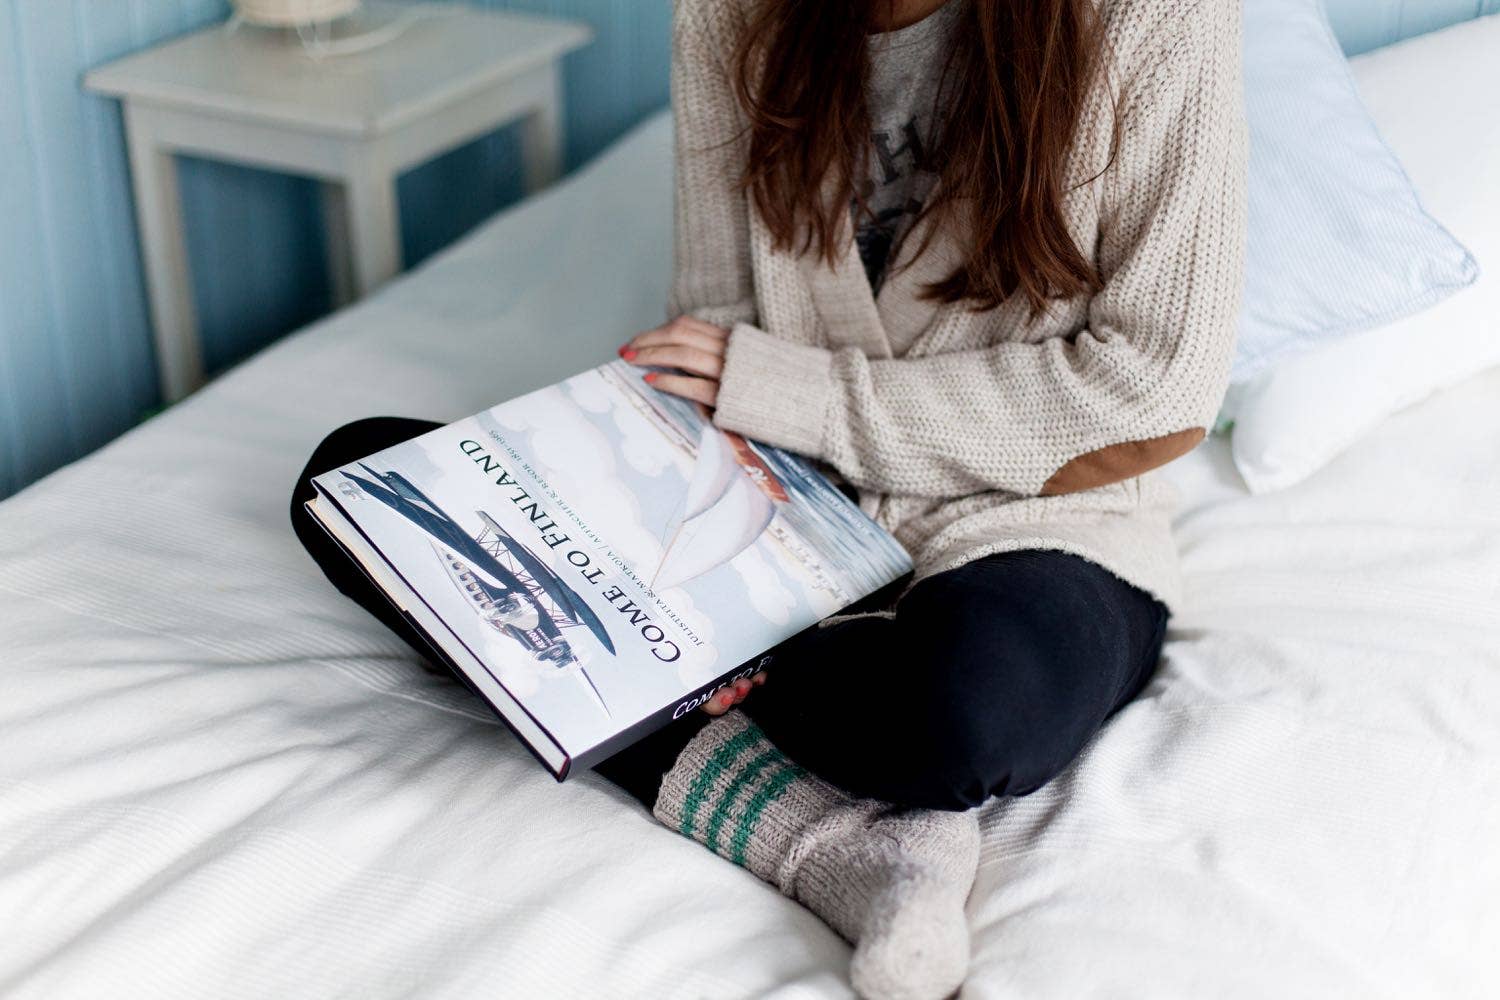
[85,4,592,139]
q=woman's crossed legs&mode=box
[292,417,1167,999]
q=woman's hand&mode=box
[619,316,729,407]
[701,670,769,715]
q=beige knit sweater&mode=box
[669,0,1248,611]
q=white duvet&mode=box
[1,113,1496,999]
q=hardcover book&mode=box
[306,360,913,778]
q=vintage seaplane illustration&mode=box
[340,464,616,716]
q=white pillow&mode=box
[1233,0,1477,382]
[1223,14,1500,494]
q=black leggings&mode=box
[293,417,1170,812]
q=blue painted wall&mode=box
[0,0,1492,499]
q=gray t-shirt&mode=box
[855,1,962,299]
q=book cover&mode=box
[308,360,912,777]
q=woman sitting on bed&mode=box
[294,0,1245,996]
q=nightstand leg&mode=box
[124,105,203,404]
[342,164,402,298]
[321,181,357,309]
[521,65,564,193]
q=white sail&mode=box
[680,423,741,521]
[653,427,776,590]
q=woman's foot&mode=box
[652,712,979,1000]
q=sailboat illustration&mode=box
[650,416,790,591]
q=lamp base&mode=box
[232,0,361,28]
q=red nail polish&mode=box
[619,347,637,360]
[718,692,734,707]
[643,371,657,383]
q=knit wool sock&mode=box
[652,712,979,1000]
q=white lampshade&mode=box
[232,0,361,27]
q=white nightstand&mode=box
[86,5,592,402]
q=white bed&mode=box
[2,104,1497,1000]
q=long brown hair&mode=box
[731,0,1117,313]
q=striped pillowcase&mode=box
[1233,0,1478,382]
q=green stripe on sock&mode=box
[730,763,808,867]
[703,748,783,857]
[679,725,764,837]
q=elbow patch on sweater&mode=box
[1040,428,1205,495]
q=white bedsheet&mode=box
[1,112,1496,999]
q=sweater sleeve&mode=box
[665,0,757,331]
[711,3,1248,498]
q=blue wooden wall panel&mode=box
[0,2,93,489]
[0,0,1493,499]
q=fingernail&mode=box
[643,371,657,383]
[618,346,637,360]
[718,692,734,707]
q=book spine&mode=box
[396,609,575,781]
[570,568,914,774]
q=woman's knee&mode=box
[892,689,1088,809]
[297,417,435,485]
[290,416,440,565]
[291,416,439,516]
[840,655,1096,810]
[891,567,1144,805]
